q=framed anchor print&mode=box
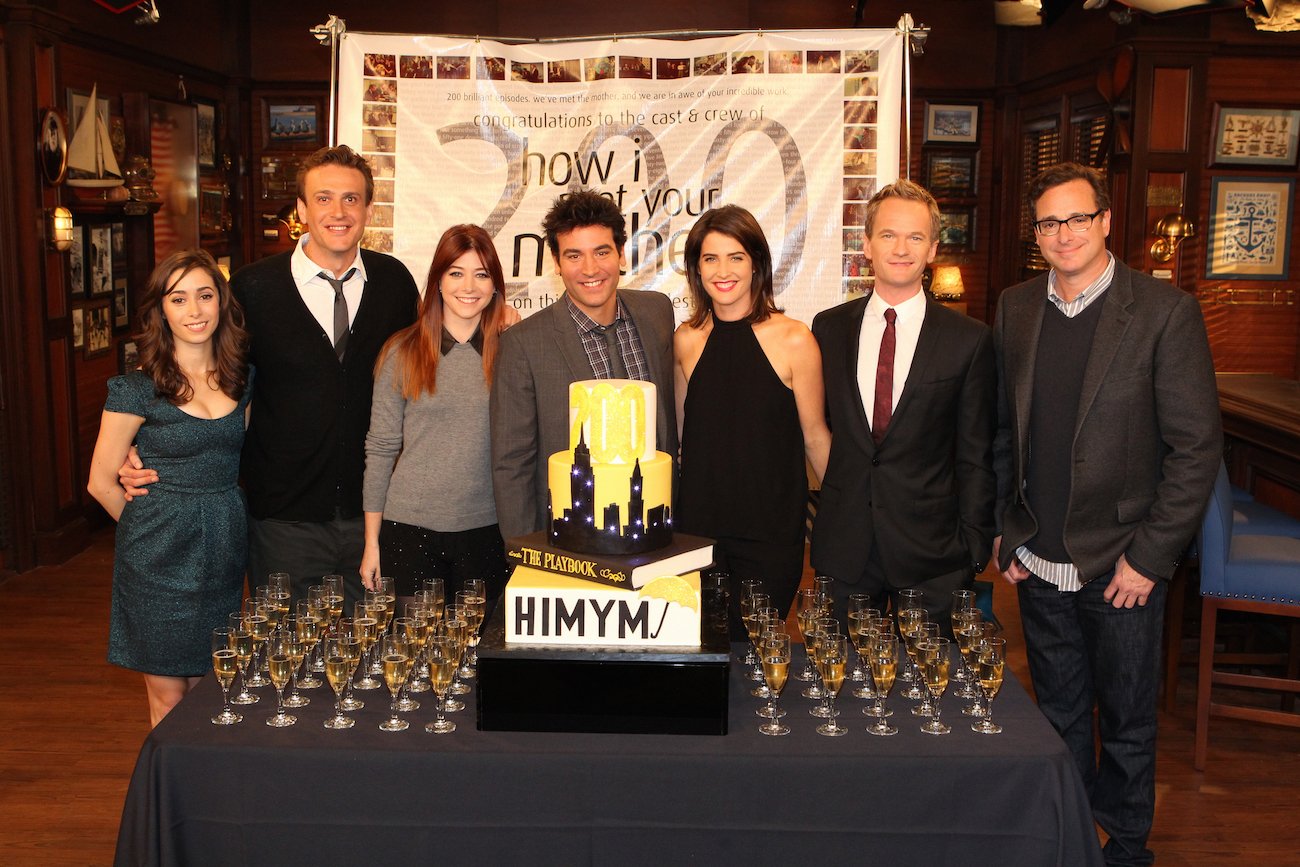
[1206,177,1294,281]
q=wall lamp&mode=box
[276,203,305,241]
[1150,213,1195,262]
[48,206,75,252]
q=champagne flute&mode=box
[337,618,365,712]
[812,575,835,616]
[748,605,779,692]
[226,613,259,705]
[808,616,839,716]
[847,609,878,699]
[420,578,446,619]
[389,617,421,711]
[896,608,928,698]
[793,588,821,682]
[322,575,346,630]
[322,636,356,729]
[815,633,849,737]
[299,596,327,684]
[443,613,469,711]
[846,596,874,682]
[353,602,382,690]
[756,629,790,719]
[801,624,826,702]
[267,571,292,604]
[455,588,485,678]
[280,614,310,709]
[210,628,242,725]
[758,633,791,736]
[244,602,272,688]
[737,581,764,667]
[403,606,433,694]
[379,634,413,732]
[972,637,1006,735]
[962,623,997,717]
[464,578,488,666]
[950,589,976,638]
[951,609,982,698]
[910,623,940,715]
[265,629,297,727]
[865,633,900,736]
[424,635,458,734]
[917,637,952,735]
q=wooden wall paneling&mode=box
[1194,53,1300,375]
[1148,66,1191,153]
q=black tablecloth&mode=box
[115,647,1102,866]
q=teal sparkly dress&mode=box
[105,370,252,677]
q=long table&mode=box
[115,647,1102,866]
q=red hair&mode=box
[376,224,506,397]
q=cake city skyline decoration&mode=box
[548,429,673,555]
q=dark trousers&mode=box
[707,534,805,641]
[1018,572,1165,867]
[379,520,509,622]
[247,513,366,611]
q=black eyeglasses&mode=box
[1031,209,1105,236]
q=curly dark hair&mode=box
[133,249,249,405]
[296,144,375,205]
[541,188,627,257]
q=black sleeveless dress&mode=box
[678,317,807,614]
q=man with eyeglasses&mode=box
[992,162,1220,866]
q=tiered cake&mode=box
[504,380,709,648]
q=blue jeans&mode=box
[1017,573,1166,867]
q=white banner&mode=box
[338,30,901,324]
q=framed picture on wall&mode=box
[200,183,226,237]
[88,225,113,297]
[67,224,86,297]
[113,277,130,330]
[925,103,979,144]
[263,98,322,150]
[1206,176,1294,280]
[85,301,112,359]
[118,339,140,374]
[194,99,218,170]
[925,150,978,197]
[938,205,976,252]
[71,307,85,349]
[1209,105,1300,168]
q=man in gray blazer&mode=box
[490,189,677,542]
[993,163,1221,867]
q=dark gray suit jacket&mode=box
[489,289,677,541]
[811,293,996,586]
[993,261,1222,583]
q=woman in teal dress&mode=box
[88,249,250,727]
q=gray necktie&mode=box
[596,323,627,379]
[318,268,357,360]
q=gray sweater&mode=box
[363,341,497,532]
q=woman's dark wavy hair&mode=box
[376,224,507,396]
[683,204,780,329]
[134,249,249,405]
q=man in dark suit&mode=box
[490,189,676,542]
[811,179,996,626]
[124,145,419,606]
[993,163,1221,866]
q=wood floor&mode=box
[2,529,1298,865]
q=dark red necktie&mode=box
[872,308,897,445]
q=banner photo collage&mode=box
[338,30,902,325]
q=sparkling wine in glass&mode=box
[972,637,1006,735]
[815,634,849,737]
[865,632,899,736]
[322,636,356,729]
[353,602,382,690]
[296,599,325,687]
[424,635,458,734]
[265,629,297,727]
[918,637,952,735]
[758,634,791,736]
[379,634,413,732]
[210,628,242,725]
[226,613,260,705]
[337,621,364,712]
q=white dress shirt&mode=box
[290,234,368,338]
[856,288,927,434]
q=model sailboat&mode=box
[66,84,123,189]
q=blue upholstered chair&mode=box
[1194,461,1300,770]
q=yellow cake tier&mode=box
[568,379,657,465]
[548,449,673,549]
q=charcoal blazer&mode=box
[993,261,1222,583]
[811,293,996,585]
[489,289,677,541]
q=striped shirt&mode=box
[1015,252,1116,591]
[564,295,651,382]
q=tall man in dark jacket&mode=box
[993,163,1221,866]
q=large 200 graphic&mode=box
[438,118,810,297]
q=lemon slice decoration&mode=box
[639,575,698,611]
